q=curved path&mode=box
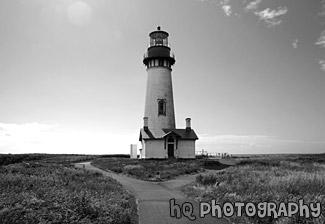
[75,162,230,224]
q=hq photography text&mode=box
[169,199,321,221]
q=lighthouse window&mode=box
[159,60,163,66]
[156,38,163,45]
[158,100,166,116]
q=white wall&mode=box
[141,139,196,159]
[177,140,195,158]
[141,139,167,159]
[140,140,146,159]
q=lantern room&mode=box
[143,26,175,69]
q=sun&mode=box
[67,1,93,27]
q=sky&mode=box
[0,0,325,155]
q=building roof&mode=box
[139,128,198,141]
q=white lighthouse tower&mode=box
[139,27,198,159]
[143,26,176,130]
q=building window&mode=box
[158,99,166,115]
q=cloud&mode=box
[255,7,288,27]
[245,0,263,11]
[315,30,325,48]
[0,123,58,149]
[199,134,274,143]
[0,123,139,154]
[222,5,232,16]
[0,123,57,137]
[217,0,232,17]
[199,0,288,27]
[292,39,298,49]
[198,134,275,151]
[319,60,325,71]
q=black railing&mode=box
[143,51,175,59]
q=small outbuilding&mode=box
[139,118,198,159]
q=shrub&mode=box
[196,173,218,186]
[123,165,145,177]
[123,165,144,170]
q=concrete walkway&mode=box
[75,162,230,224]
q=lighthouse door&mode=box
[167,137,175,158]
[168,144,174,158]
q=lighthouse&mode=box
[143,26,176,130]
[139,27,198,159]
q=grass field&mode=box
[183,154,325,224]
[91,157,230,181]
[3,153,324,223]
[0,153,108,166]
[0,160,138,224]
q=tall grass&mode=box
[184,155,325,224]
[0,162,138,223]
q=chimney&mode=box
[143,117,149,130]
[185,118,191,131]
